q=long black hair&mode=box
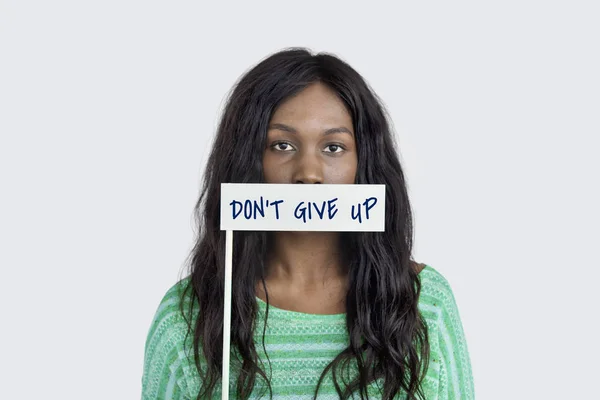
[179,47,430,399]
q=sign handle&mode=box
[222,230,233,399]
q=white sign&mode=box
[220,183,385,231]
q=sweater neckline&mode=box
[255,295,346,319]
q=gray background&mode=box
[1,1,598,398]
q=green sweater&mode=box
[141,264,474,399]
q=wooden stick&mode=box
[222,230,233,399]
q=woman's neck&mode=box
[256,231,349,314]
[264,231,348,289]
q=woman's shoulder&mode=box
[145,276,195,341]
[155,276,193,311]
[142,276,197,398]
[416,263,475,398]
[415,263,462,318]
[416,263,453,291]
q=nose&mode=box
[292,151,323,184]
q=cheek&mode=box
[326,156,358,184]
[262,153,287,183]
[347,154,359,183]
[347,157,359,183]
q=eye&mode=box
[323,144,345,153]
[270,141,295,152]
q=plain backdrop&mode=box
[1,1,598,399]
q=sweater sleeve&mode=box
[141,282,192,400]
[436,277,475,400]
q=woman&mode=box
[141,48,474,399]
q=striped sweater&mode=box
[141,264,474,399]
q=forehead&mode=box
[270,82,353,127]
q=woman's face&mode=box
[262,82,358,184]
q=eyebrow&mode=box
[268,123,353,137]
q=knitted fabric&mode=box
[142,264,474,399]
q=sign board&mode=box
[220,183,386,231]
[218,183,386,399]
